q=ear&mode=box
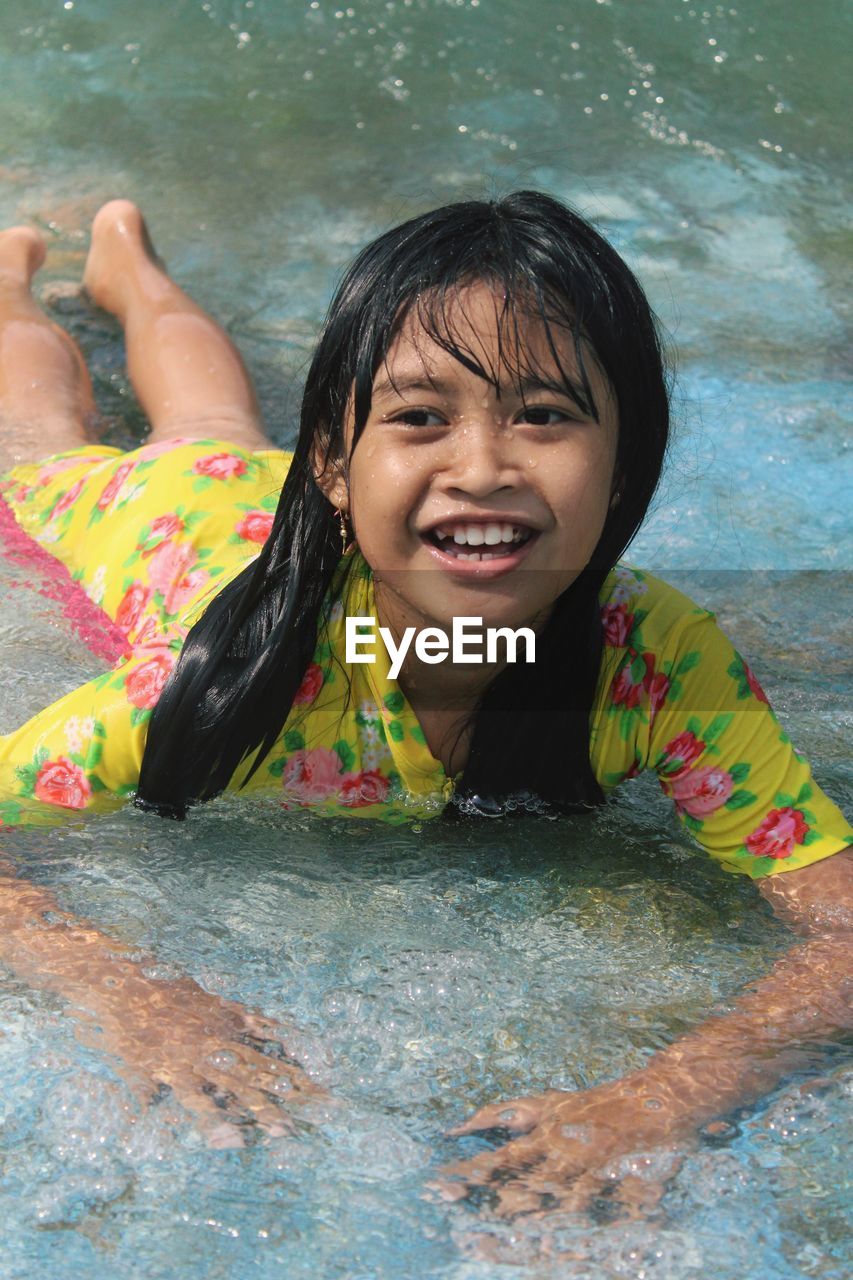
[311,436,349,512]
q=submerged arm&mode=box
[436,848,853,1217]
[0,857,324,1145]
[637,848,852,1114]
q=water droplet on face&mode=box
[207,1049,239,1070]
[499,1108,517,1123]
[526,457,538,468]
[643,1096,664,1110]
[560,1122,593,1143]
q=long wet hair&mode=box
[136,190,670,819]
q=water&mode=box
[0,1,851,1276]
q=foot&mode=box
[0,226,47,288]
[83,199,166,319]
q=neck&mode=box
[371,576,551,714]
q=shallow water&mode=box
[1,1,851,1276]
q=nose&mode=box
[443,414,521,497]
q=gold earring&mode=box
[335,507,351,554]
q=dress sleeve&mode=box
[0,648,165,830]
[645,608,853,878]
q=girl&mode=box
[0,194,850,1214]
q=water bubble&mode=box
[207,1049,239,1070]
[561,1122,593,1143]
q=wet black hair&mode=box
[136,190,670,819]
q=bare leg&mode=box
[0,227,99,471]
[84,201,271,451]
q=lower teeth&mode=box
[452,547,515,561]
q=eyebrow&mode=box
[371,373,584,403]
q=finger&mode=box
[228,1029,329,1102]
[158,1071,255,1142]
[611,1173,668,1219]
[559,1171,610,1215]
[197,1034,324,1109]
[493,1183,548,1219]
[439,1140,535,1185]
[429,1138,545,1206]
[609,1148,684,1219]
[148,1056,291,1140]
[199,1066,298,1135]
[447,1095,548,1137]
[230,1042,322,1098]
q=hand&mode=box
[0,868,327,1148]
[432,1075,696,1220]
[71,965,328,1148]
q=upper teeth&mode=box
[434,523,528,545]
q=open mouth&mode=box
[423,522,537,562]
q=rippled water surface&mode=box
[1,1,851,1276]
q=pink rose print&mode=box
[115,581,152,636]
[164,570,209,617]
[192,453,248,480]
[235,510,274,544]
[745,807,809,859]
[293,662,325,705]
[647,671,671,721]
[281,748,343,804]
[125,653,175,710]
[601,602,634,647]
[611,652,654,710]
[659,730,706,778]
[97,461,135,511]
[135,437,194,461]
[146,540,209,615]
[37,455,101,485]
[668,765,734,818]
[612,652,670,719]
[50,477,86,522]
[339,770,390,807]
[34,757,92,810]
[148,540,195,592]
[132,616,186,650]
[140,513,184,555]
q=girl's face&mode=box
[319,282,619,641]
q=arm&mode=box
[0,666,324,1145]
[436,587,852,1217]
[435,848,852,1218]
[0,859,323,1145]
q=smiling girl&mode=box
[0,193,850,1211]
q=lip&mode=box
[420,529,541,577]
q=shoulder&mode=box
[598,565,713,648]
[590,565,743,787]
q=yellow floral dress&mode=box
[1,438,850,879]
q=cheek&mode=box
[348,455,421,546]
[558,445,616,519]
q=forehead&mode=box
[377,280,585,388]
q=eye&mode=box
[387,408,446,428]
[516,405,576,426]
